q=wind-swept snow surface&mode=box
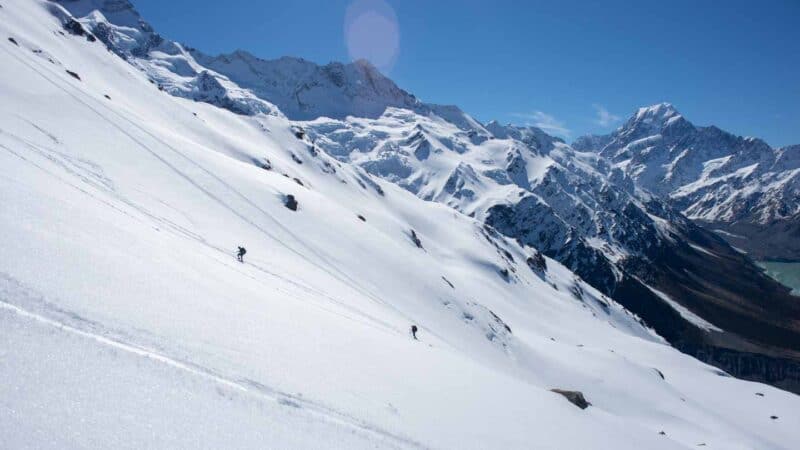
[1,1,799,449]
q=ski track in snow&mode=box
[0,298,425,449]
[0,132,402,339]
[0,43,412,339]
[0,42,408,329]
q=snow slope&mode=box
[57,2,800,389]
[1,1,800,449]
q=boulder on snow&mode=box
[284,194,298,211]
[65,70,81,81]
[550,389,591,409]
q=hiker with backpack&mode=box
[237,246,247,263]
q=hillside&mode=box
[1,1,799,448]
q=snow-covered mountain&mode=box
[295,106,800,394]
[575,103,800,260]
[44,0,800,395]
[2,1,800,447]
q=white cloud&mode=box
[512,111,571,137]
[592,104,620,127]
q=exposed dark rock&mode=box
[65,70,81,81]
[698,216,800,262]
[293,178,304,186]
[488,309,511,333]
[441,276,454,289]
[771,415,779,420]
[755,392,764,397]
[8,37,18,46]
[64,18,85,35]
[255,158,271,170]
[569,283,584,301]
[654,368,665,380]
[322,160,336,174]
[63,18,96,41]
[291,153,303,164]
[409,229,423,249]
[659,431,666,436]
[284,194,298,211]
[104,94,111,100]
[526,252,547,273]
[550,389,591,409]
[357,214,366,222]
[686,346,800,394]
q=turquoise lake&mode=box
[758,261,800,296]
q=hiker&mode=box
[411,325,418,340]
[237,246,247,263]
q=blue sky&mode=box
[134,0,799,146]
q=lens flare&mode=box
[344,0,399,73]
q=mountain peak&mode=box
[632,102,682,125]
[55,0,146,29]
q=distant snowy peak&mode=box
[54,0,145,28]
[599,103,695,161]
[54,0,487,133]
[485,121,564,153]
[191,50,422,121]
[191,49,492,137]
[574,103,800,226]
[53,0,281,116]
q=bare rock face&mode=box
[550,389,591,409]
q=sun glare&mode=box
[344,0,399,73]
